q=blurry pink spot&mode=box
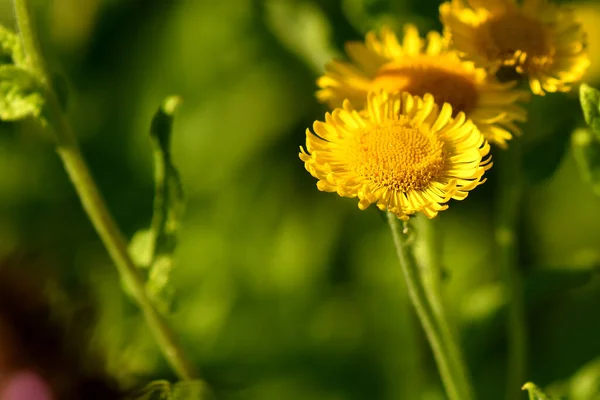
[1,371,52,400]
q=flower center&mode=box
[484,11,551,60]
[353,120,446,192]
[370,58,480,115]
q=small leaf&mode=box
[568,357,600,400]
[0,65,45,121]
[128,229,154,268]
[129,96,185,314]
[131,380,170,400]
[580,84,600,139]
[146,255,175,315]
[0,25,25,66]
[572,128,600,196]
[149,96,185,259]
[522,382,554,400]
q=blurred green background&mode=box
[2,0,600,399]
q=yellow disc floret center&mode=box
[370,58,479,115]
[484,11,551,60]
[353,120,446,192]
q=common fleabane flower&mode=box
[316,24,529,148]
[300,91,492,220]
[440,0,590,95]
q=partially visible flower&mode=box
[317,24,529,147]
[300,91,492,220]
[440,0,590,95]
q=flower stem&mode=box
[495,142,527,400]
[13,0,198,380]
[387,212,469,400]
[414,215,475,400]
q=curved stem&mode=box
[387,212,468,400]
[495,143,527,400]
[414,215,475,400]
[13,0,198,380]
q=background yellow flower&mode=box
[301,91,492,220]
[317,24,529,147]
[440,0,590,95]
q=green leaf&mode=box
[146,255,175,315]
[572,128,600,196]
[568,357,600,400]
[129,96,185,314]
[149,96,185,257]
[265,0,337,73]
[0,65,45,121]
[132,380,171,400]
[0,25,25,66]
[523,382,554,400]
[580,84,600,140]
[131,380,213,400]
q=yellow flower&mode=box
[440,0,590,95]
[317,24,528,148]
[300,91,492,220]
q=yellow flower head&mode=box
[317,24,529,148]
[440,0,590,95]
[300,91,492,220]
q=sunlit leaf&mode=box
[0,25,25,66]
[580,83,600,139]
[572,128,600,196]
[568,357,600,400]
[0,65,45,121]
[146,255,175,315]
[522,382,554,400]
[128,229,154,268]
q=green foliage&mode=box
[129,96,185,314]
[132,380,213,400]
[0,25,44,122]
[0,65,44,121]
[5,1,600,400]
[566,357,600,399]
[0,25,25,66]
[580,84,600,140]
[522,383,554,400]
[265,0,337,73]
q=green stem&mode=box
[387,212,467,400]
[495,142,527,400]
[414,215,475,400]
[13,0,198,380]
